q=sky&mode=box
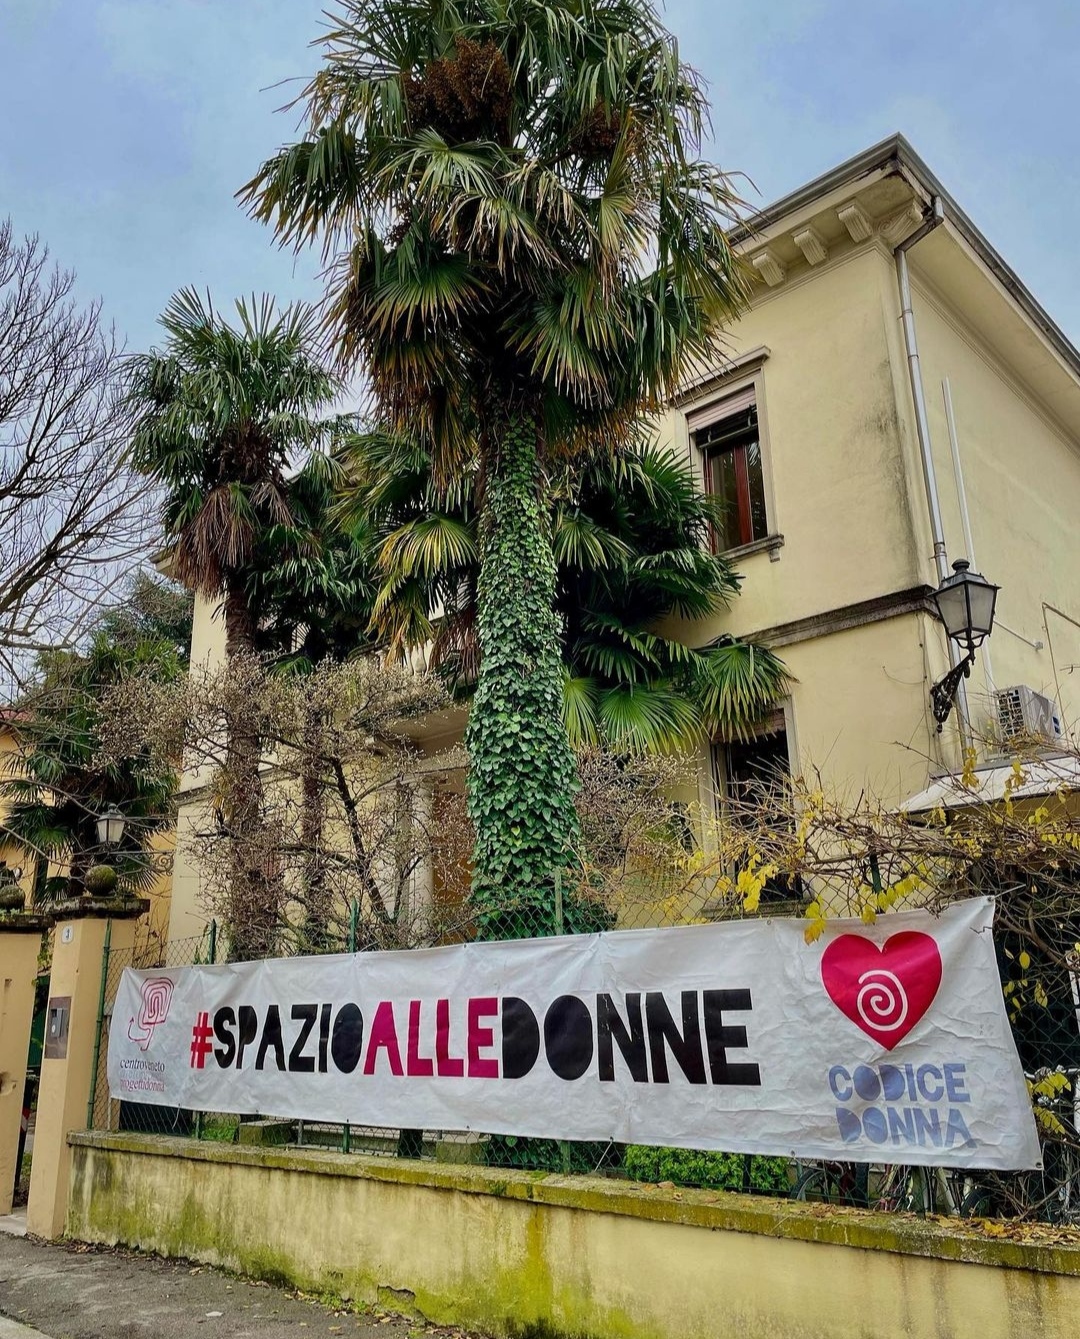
[2,0,1078,353]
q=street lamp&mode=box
[930,559,999,731]
[95,804,127,849]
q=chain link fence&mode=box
[87,889,1080,1217]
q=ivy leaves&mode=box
[464,415,587,938]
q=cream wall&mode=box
[908,262,1080,741]
[653,242,958,804]
[169,592,227,939]
[657,246,923,643]
[188,590,227,675]
[773,613,943,804]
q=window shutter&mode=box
[686,385,757,434]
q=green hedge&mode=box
[624,1145,791,1195]
[484,1134,622,1174]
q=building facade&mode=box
[167,135,1080,941]
[660,135,1080,821]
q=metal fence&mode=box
[86,897,1080,1217]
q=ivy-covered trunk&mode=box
[465,414,580,939]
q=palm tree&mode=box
[1,628,181,905]
[249,449,379,671]
[243,0,751,928]
[342,429,790,751]
[129,290,341,658]
[128,290,342,958]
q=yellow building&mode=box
[167,135,1080,942]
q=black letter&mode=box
[544,995,593,1080]
[703,990,760,1086]
[288,1004,317,1073]
[331,1003,364,1073]
[645,992,706,1084]
[597,993,648,1082]
[213,1006,236,1068]
[318,1002,332,1072]
[501,997,539,1079]
[236,1005,258,1069]
[255,1004,285,1071]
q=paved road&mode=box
[0,1235,485,1339]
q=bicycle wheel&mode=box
[960,1182,1008,1219]
[792,1164,857,1206]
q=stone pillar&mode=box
[0,915,48,1216]
[27,899,146,1239]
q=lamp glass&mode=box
[932,561,999,651]
[96,806,126,848]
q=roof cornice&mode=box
[733,135,1080,387]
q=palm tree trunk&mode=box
[299,704,333,951]
[223,581,258,659]
[464,413,580,939]
[221,579,279,961]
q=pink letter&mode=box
[406,1000,434,1077]
[435,998,464,1077]
[468,997,499,1078]
[363,1000,404,1076]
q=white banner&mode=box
[108,897,1041,1168]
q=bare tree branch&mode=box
[0,220,155,694]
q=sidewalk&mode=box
[0,1234,488,1339]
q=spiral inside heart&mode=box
[820,931,942,1050]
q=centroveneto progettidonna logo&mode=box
[819,930,973,1151]
[126,976,174,1052]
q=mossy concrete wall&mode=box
[69,1133,1080,1339]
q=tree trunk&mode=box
[464,413,580,939]
[299,703,333,951]
[222,579,279,961]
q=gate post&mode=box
[26,898,146,1239]
[0,913,48,1216]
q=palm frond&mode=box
[694,640,794,742]
[596,682,701,754]
[562,673,600,748]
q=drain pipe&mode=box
[894,197,971,742]
[895,196,949,584]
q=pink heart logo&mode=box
[820,932,943,1050]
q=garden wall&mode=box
[68,1132,1080,1339]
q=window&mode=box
[713,720,801,905]
[690,388,768,551]
[717,725,790,811]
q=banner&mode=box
[108,897,1041,1168]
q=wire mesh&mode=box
[86,893,1080,1213]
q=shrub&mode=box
[624,1145,791,1195]
[484,1134,623,1174]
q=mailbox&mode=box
[44,996,71,1060]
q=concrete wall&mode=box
[70,1134,1080,1339]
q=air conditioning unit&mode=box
[993,685,1063,746]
